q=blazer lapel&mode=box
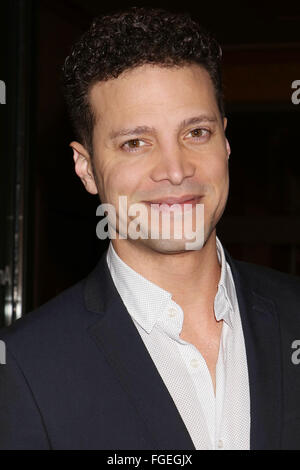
[224,247,283,449]
[84,250,196,450]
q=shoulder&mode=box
[233,257,300,290]
[0,250,109,363]
[0,275,99,357]
[229,256,300,313]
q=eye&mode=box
[186,128,211,141]
[121,139,147,153]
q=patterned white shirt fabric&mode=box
[106,236,250,450]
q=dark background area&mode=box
[1,0,299,325]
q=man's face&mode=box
[72,63,230,253]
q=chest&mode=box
[179,319,224,393]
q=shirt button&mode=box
[168,308,177,317]
[217,439,224,449]
[190,358,199,368]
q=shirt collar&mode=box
[106,244,172,333]
[215,236,234,328]
[106,235,234,333]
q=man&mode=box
[0,6,300,450]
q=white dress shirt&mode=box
[106,236,250,450]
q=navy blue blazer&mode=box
[0,246,300,450]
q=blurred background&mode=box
[0,0,299,326]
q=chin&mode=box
[138,237,205,254]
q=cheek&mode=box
[214,158,229,188]
[199,150,229,205]
[213,157,229,206]
[103,161,146,202]
[201,148,228,185]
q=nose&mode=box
[149,146,196,185]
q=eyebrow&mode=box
[108,114,217,141]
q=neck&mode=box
[111,229,221,312]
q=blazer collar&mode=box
[85,246,283,450]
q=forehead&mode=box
[89,63,218,125]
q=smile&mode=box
[143,195,203,211]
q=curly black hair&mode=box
[61,6,224,157]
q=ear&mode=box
[226,139,231,159]
[69,141,98,195]
[223,117,231,159]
